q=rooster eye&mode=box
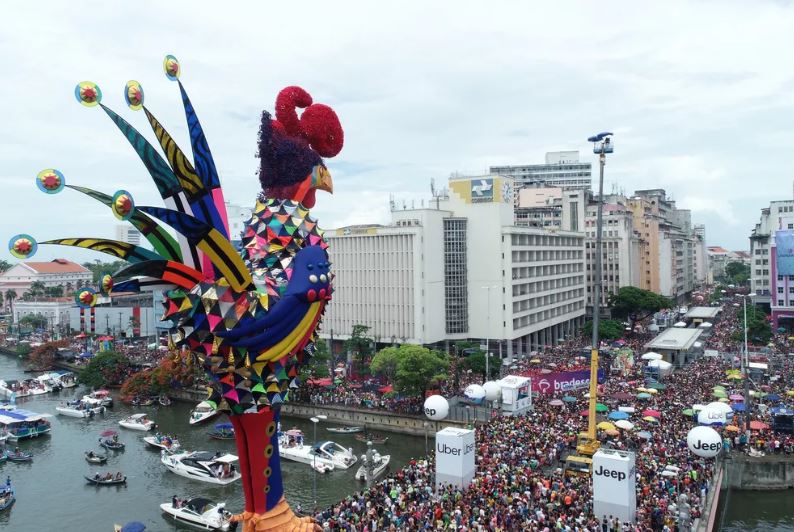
[309,274,318,283]
[319,274,327,283]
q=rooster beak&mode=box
[313,165,334,195]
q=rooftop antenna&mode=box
[389,194,396,212]
[430,177,442,209]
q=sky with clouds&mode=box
[2,0,794,264]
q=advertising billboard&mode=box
[776,230,794,277]
[435,427,476,491]
[592,449,637,524]
[531,369,605,394]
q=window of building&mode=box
[778,287,784,293]
[779,299,785,306]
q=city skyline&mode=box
[3,1,794,263]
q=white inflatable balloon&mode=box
[697,407,726,426]
[706,401,734,419]
[464,384,486,402]
[482,381,501,402]
[687,426,722,457]
[423,395,449,421]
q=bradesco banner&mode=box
[532,369,606,394]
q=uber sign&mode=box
[435,427,476,492]
[592,449,637,524]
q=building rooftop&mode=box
[685,307,721,320]
[645,327,703,351]
[21,259,90,274]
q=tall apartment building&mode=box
[321,175,586,359]
[583,196,643,315]
[224,201,254,247]
[693,225,709,284]
[490,151,592,191]
[750,200,794,320]
[115,225,141,246]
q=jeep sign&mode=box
[592,449,637,524]
[686,426,722,458]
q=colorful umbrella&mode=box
[725,425,740,432]
[615,419,634,430]
[750,421,769,430]
[642,409,661,418]
[729,394,744,401]
[682,408,694,416]
[597,421,616,430]
[563,396,577,403]
[727,374,743,380]
[549,399,564,406]
[731,403,746,412]
[579,410,590,416]
[787,390,794,397]
[595,403,608,413]
[605,429,620,436]
[530,358,541,363]
[718,398,730,403]
[637,393,652,400]
[767,394,781,402]
[643,416,659,423]
[646,388,658,395]
[647,383,666,390]
[608,411,629,421]
[611,392,634,401]
[100,429,118,437]
[637,431,652,439]
[712,390,727,398]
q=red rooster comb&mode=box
[275,86,344,157]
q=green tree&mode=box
[460,352,487,379]
[378,344,449,396]
[19,313,47,330]
[299,341,332,381]
[16,343,31,358]
[82,260,126,283]
[78,351,131,388]
[582,319,625,340]
[370,346,400,383]
[344,324,374,376]
[732,305,772,345]
[724,261,750,286]
[0,260,11,273]
[44,285,64,298]
[608,287,672,328]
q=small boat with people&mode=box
[5,448,32,462]
[279,430,358,470]
[160,496,232,531]
[208,422,235,440]
[354,452,391,481]
[161,450,241,485]
[312,462,335,474]
[85,472,127,485]
[130,396,154,407]
[56,400,105,418]
[189,401,219,425]
[354,432,389,444]
[99,430,125,451]
[83,389,113,407]
[326,426,363,434]
[119,413,155,431]
[0,478,14,511]
[56,371,77,389]
[0,409,53,441]
[21,378,48,395]
[35,373,62,392]
[85,450,108,464]
[143,433,180,453]
[158,395,172,407]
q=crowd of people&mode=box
[314,293,794,531]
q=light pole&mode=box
[741,293,754,435]
[310,414,327,510]
[580,131,613,455]
[423,421,429,455]
[481,285,498,381]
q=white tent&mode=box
[673,321,687,328]
[641,352,663,361]
[698,322,713,328]
[648,360,672,369]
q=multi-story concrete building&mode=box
[693,225,709,284]
[115,225,141,246]
[750,199,794,317]
[225,200,254,247]
[490,151,592,191]
[321,175,586,360]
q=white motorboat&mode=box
[279,432,358,470]
[160,497,231,531]
[83,389,113,407]
[326,426,363,434]
[22,379,48,395]
[354,452,391,481]
[35,373,62,392]
[56,372,77,388]
[189,401,220,425]
[119,413,155,431]
[161,450,241,485]
[143,433,180,453]
[57,400,104,418]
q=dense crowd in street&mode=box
[314,295,794,531]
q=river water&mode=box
[0,355,425,531]
[718,489,794,531]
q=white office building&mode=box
[321,174,586,360]
[750,199,794,306]
[490,151,592,191]
[115,225,141,246]
[225,201,254,247]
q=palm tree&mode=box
[5,290,17,333]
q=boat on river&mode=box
[161,450,241,485]
[5,449,32,462]
[354,452,391,481]
[279,430,357,470]
[99,430,125,451]
[55,371,76,389]
[57,400,105,418]
[326,426,363,434]
[0,480,14,511]
[143,433,180,452]
[119,413,155,431]
[83,390,113,407]
[0,409,53,441]
[85,473,126,486]
[189,401,219,425]
[160,497,231,531]
[85,450,108,464]
[354,432,389,444]
[208,422,235,440]
[159,395,171,407]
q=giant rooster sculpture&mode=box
[10,56,343,531]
